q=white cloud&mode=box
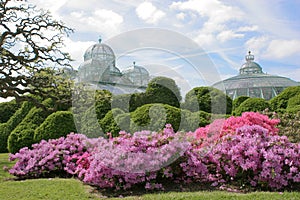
[62,38,95,69]
[136,2,166,24]
[170,0,246,49]
[237,25,259,32]
[245,36,269,56]
[66,9,123,38]
[30,0,68,19]
[176,12,186,20]
[217,30,244,42]
[170,0,244,33]
[264,39,300,59]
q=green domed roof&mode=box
[212,51,299,100]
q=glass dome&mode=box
[123,62,150,87]
[78,39,121,82]
[212,52,299,100]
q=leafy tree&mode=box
[0,0,73,109]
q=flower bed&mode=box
[8,112,300,191]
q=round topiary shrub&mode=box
[145,76,182,108]
[232,96,250,111]
[287,94,300,108]
[34,111,77,143]
[233,98,270,116]
[270,86,300,111]
[0,100,20,123]
[130,103,181,132]
[7,107,48,153]
[99,108,125,137]
[0,101,33,153]
[183,87,232,114]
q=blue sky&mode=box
[28,0,300,96]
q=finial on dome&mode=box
[245,51,254,62]
[98,36,102,43]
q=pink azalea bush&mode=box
[192,112,280,148]
[9,133,90,178]
[200,125,300,189]
[8,112,300,191]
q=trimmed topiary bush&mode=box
[233,98,270,116]
[270,86,300,111]
[183,87,232,114]
[130,103,181,132]
[99,108,125,137]
[7,106,49,153]
[145,76,182,108]
[0,100,20,123]
[7,99,54,153]
[94,89,112,120]
[0,101,34,153]
[232,96,250,111]
[34,111,77,143]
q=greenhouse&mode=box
[78,39,150,94]
[212,51,299,100]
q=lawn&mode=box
[1,153,300,200]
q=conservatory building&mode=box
[78,39,150,94]
[212,51,299,100]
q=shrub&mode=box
[232,96,250,111]
[94,89,112,120]
[130,103,181,132]
[286,94,300,113]
[9,133,90,179]
[183,87,232,114]
[192,112,280,147]
[201,125,300,189]
[34,111,77,142]
[99,108,125,137]
[264,111,300,143]
[80,106,104,138]
[0,101,33,153]
[270,86,300,111]
[115,113,131,133]
[233,98,270,116]
[0,100,20,123]
[7,106,49,153]
[145,76,182,108]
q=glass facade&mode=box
[78,40,150,94]
[212,52,299,100]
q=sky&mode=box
[10,0,300,97]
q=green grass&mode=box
[1,153,300,199]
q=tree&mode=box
[0,0,73,108]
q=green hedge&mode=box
[0,102,34,153]
[0,100,20,123]
[232,96,250,111]
[130,104,181,132]
[7,106,49,153]
[270,86,300,111]
[99,108,125,137]
[233,98,270,116]
[145,77,182,108]
[34,111,77,142]
[7,99,54,153]
[183,87,232,114]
